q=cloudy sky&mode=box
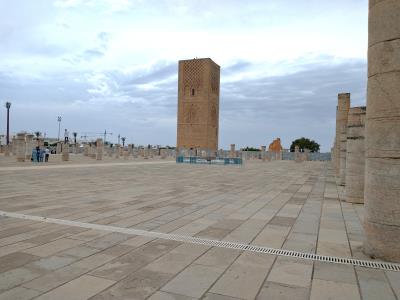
[0,0,368,151]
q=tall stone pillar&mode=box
[4,144,10,156]
[56,142,62,154]
[364,0,400,262]
[294,145,301,162]
[230,144,235,158]
[123,149,129,160]
[83,144,89,156]
[115,145,120,159]
[344,107,366,203]
[62,142,69,161]
[11,136,16,155]
[335,93,351,176]
[25,134,34,160]
[96,138,103,160]
[339,125,348,185]
[261,146,266,161]
[16,133,26,162]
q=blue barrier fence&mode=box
[176,156,243,165]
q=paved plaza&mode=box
[0,157,399,300]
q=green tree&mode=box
[290,137,320,153]
[241,147,260,151]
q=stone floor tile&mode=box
[203,293,243,300]
[310,279,360,300]
[385,271,400,299]
[269,216,296,227]
[252,224,291,248]
[68,229,109,242]
[22,253,115,292]
[28,255,76,271]
[161,264,224,298]
[316,241,352,257]
[21,238,84,257]
[90,239,180,281]
[148,291,197,300]
[145,244,209,275]
[0,267,41,293]
[0,242,37,257]
[313,261,357,284]
[210,253,275,299]
[33,275,115,300]
[0,286,41,300]
[99,244,136,257]
[195,247,241,269]
[0,252,40,273]
[59,245,100,259]
[93,269,171,300]
[356,267,397,300]
[267,257,313,288]
[257,281,309,300]
[83,233,130,250]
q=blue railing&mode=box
[176,156,242,165]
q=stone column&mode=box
[115,145,120,159]
[56,142,62,154]
[4,144,10,156]
[339,125,348,185]
[11,136,16,155]
[230,144,235,158]
[345,107,366,203]
[363,0,400,262]
[303,149,310,161]
[277,150,283,161]
[335,93,351,176]
[83,144,89,156]
[16,133,26,162]
[96,138,103,160]
[294,145,301,162]
[261,146,266,161]
[123,149,129,160]
[62,142,69,161]
[38,138,44,149]
[25,134,34,160]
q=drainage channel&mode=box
[1,210,399,272]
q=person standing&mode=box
[64,129,69,143]
[35,147,40,162]
[45,147,50,162]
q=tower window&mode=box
[191,89,195,96]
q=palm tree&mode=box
[121,137,126,147]
[72,132,77,144]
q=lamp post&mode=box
[5,102,11,145]
[57,116,62,141]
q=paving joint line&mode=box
[1,210,399,272]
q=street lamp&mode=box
[5,102,11,145]
[57,116,62,141]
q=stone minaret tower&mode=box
[177,58,220,152]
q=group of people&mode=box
[31,147,50,162]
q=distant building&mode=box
[176,58,220,151]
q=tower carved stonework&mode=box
[177,58,220,151]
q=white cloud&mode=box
[0,0,368,150]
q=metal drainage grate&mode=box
[1,210,399,272]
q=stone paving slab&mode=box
[0,158,399,299]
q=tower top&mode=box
[179,57,220,68]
